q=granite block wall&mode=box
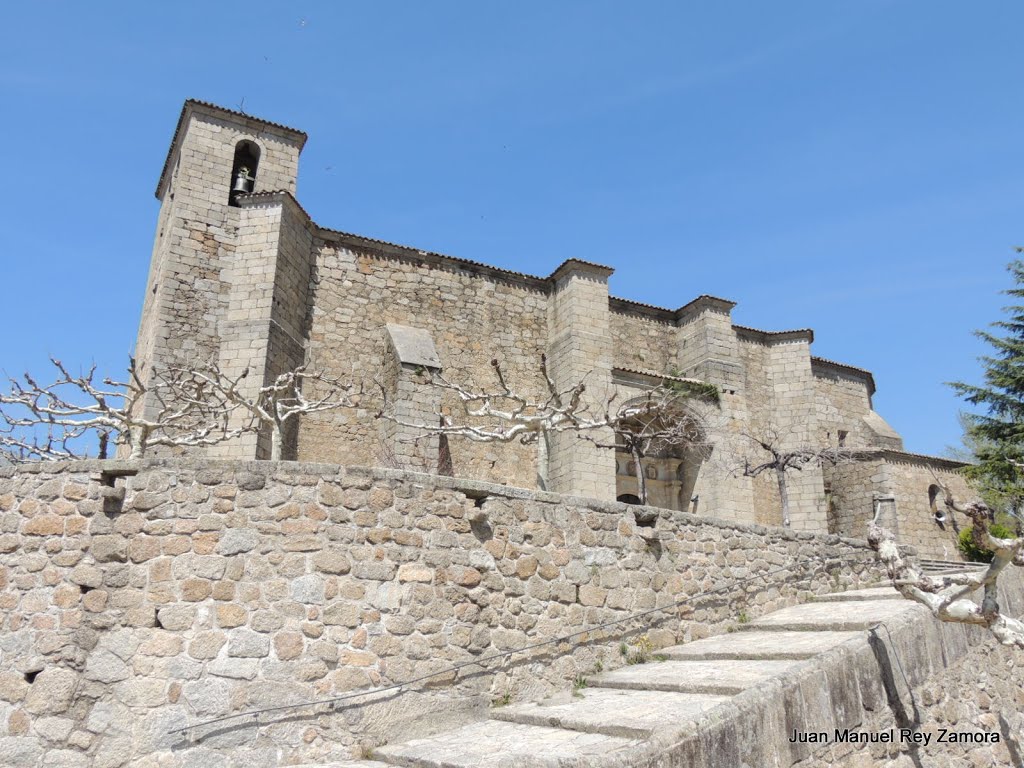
[826,453,972,561]
[298,238,550,489]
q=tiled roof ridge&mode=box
[848,446,968,468]
[612,366,710,385]
[242,190,561,286]
[732,323,814,337]
[185,99,307,139]
[810,355,873,377]
[609,294,738,321]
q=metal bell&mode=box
[232,168,254,194]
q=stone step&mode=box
[659,629,862,660]
[591,658,805,695]
[372,719,639,767]
[812,586,902,602]
[490,688,729,740]
[338,591,922,766]
[292,762,385,767]
[742,598,921,632]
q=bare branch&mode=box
[180,363,360,460]
[378,358,718,504]
[868,497,1024,648]
[733,429,856,527]
[0,419,89,463]
[1,357,254,460]
[377,358,604,445]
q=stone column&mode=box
[674,297,754,522]
[766,335,827,532]
[211,193,312,459]
[675,296,743,394]
[545,260,616,500]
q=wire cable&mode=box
[170,550,870,739]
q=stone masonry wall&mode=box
[135,106,303,411]
[737,338,785,526]
[766,339,826,532]
[298,238,550,489]
[826,457,882,539]
[827,454,972,561]
[811,365,875,447]
[609,308,679,375]
[545,263,616,499]
[0,459,884,767]
[881,456,973,563]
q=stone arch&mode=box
[613,397,711,511]
[229,139,261,206]
[928,483,947,524]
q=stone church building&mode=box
[134,99,969,558]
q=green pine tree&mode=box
[949,258,1024,519]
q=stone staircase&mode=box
[293,583,937,768]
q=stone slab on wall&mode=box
[0,459,883,767]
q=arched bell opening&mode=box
[928,483,947,526]
[228,140,261,206]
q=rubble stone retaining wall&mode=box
[0,459,884,767]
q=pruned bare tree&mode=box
[182,363,360,460]
[0,420,96,463]
[378,355,607,445]
[378,356,718,502]
[584,386,715,505]
[0,357,248,461]
[868,483,1024,649]
[736,429,854,527]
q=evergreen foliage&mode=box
[949,258,1024,517]
[957,523,1015,563]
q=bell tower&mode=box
[132,100,308,453]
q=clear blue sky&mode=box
[1,2,1021,457]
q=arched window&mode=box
[229,140,261,206]
[928,484,946,523]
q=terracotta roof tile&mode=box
[612,366,709,385]
[810,355,872,376]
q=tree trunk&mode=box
[632,444,647,505]
[129,426,148,459]
[777,469,790,527]
[536,432,549,490]
[270,425,283,461]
